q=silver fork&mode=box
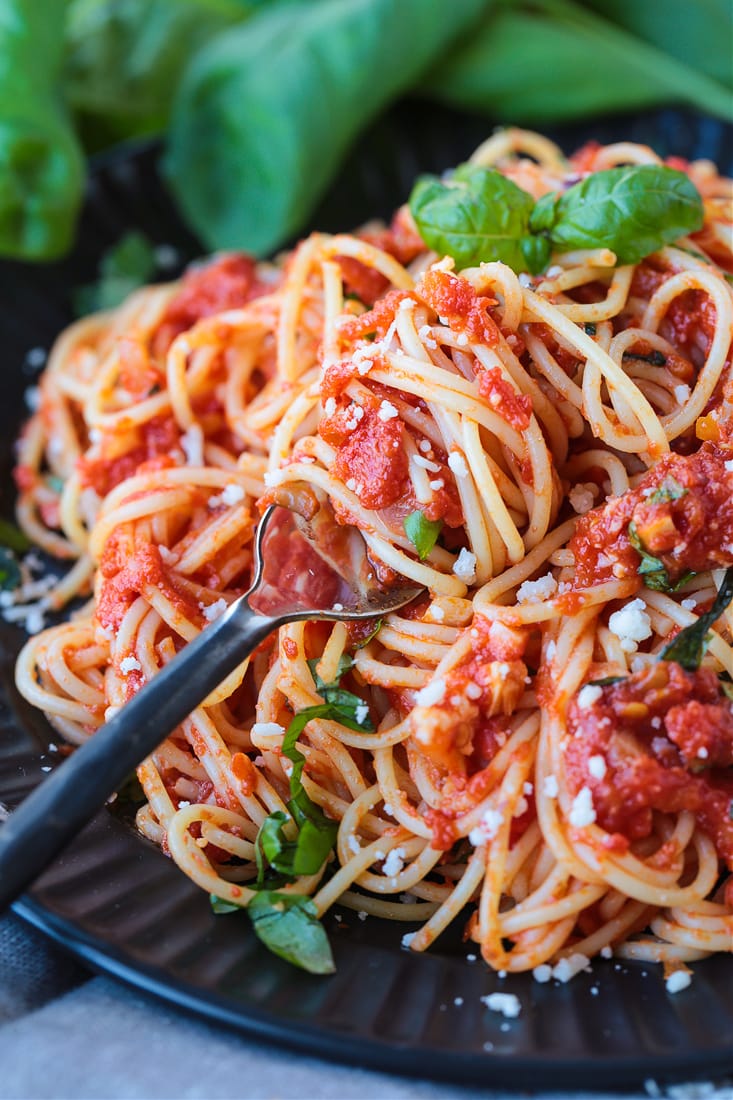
[0,503,422,910]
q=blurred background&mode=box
[1,0,731,272]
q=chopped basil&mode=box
[622,349,667,367]
[74,231,156,315]
[354,618,383,648]
[583,323,597,335]
[403,510,443,560]
[0,518,31,553]
[659,566,733,670]
[627,522,694,593]
[0,547,20,591]
[646,477,686,505]
[587,674,626,688]
[307,654,355,696]
[247,892,335,974]
[45,475,65,494]
[209,894,241,915]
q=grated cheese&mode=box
[480,992,521,1018]
[608,598,652,653]
[569,787,596,827]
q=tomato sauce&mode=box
[97,536,199,631]
[326,403,409,510]
[337,208,426,306]
[566,662,733,867]
[153,253,272,355]
[478,367,533,430]
[417,269,499,345]
[570,443,733,589]
[77,415,180,496]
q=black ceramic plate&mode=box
[1,103,732,1090]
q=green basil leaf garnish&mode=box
[0,547,20,591]
[307,654,355,696]
[659,566,733,670]
[409,164,548,273]
[209,894,241,915]
[529,165,704,265]
[622,349,667,367]
[0,519,31,553]
[627,522,694,593]
[587,674,627,687]
[403,510,443,560]
[645,477,687,505]
[247,891,335,974]
[354,619,383,648]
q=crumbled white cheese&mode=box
[480,992,521,1018]
[419,439,432,453]
[517,573,558,604]
[456,332,469,347]
[355,702,370,725]
[251,721,285,739]
[180,425,203,466]
[263,469,283,487]
[665,970,692,994]
[608,598,652,653]
[324,397,337,416]
[345,478,357,492]
[543,775,559,798]
[447,451,469,479]
[382,848,405,877]
[518,273,533,288]
[24,346,47,371]
[468,808,503,847]
[674,384,691,405]
[429,603,445,622]
[466,682,482,700]
[453,548,477,585]
[532,964,553,984]
[552,953,592,983]
[569,483,597,515]
[577,684,603,710]
[415,678,446,707]
[588,754,607,779]
[220,483,245,506]
[600,946,613,959]
[119,656,142,674]
[378,399,399,421]
[347,835,361,855]
[202,598,228,622]
[569,787,596,827]
[401,932,416,949]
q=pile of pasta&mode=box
[13,130,733,976]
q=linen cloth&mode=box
[1,911,731,1100]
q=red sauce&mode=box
[566,662,733,867]
[117,337,164,400]
[77,415,180,496]
[570,443,733,589]
[417,269,499,345]
[13,464,37,492]
[327,403,409,510]
[153,253,271,355]
[478,367,533,431]
[97,536,199,630]
[338,208,425,306]
[336,290,414,346]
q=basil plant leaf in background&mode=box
[0,0,85,260]
[164,0,486,256]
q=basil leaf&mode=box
[307,654,355,696]
[628,522,695,593]
[355,619,383,648]
[623,349,667,367]
[0,548,20,592]
[409,164,548,274]
[587,674,626,687]
[646,477,686,504]
[403,511,443,561]
[0,519,31,553]
[209,894,241,914]
[530,165,704,265]
[74,231,156,314]
[247,891,335,974]
[659,566,733,670]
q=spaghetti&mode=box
[11,129,733,977]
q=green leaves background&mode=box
[1,0,731,262]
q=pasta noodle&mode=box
[10,129,733,978]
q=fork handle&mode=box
[0,599,277,912]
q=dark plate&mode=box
[1,103,732,1090]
